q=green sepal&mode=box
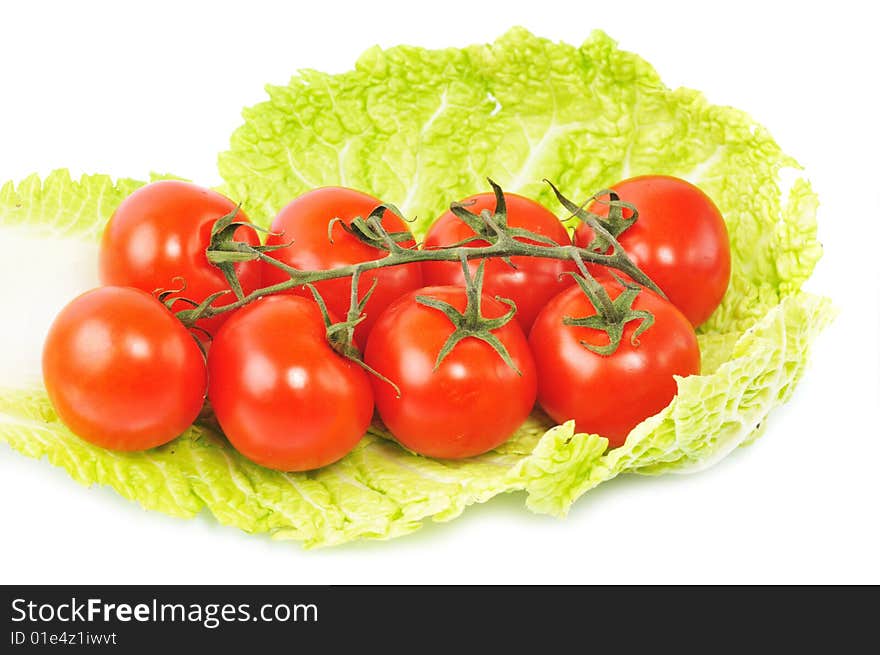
[415,257,520,373]
[304,283,402,397]
[206,205,286,300]
[562,272,655,356]
[327,203,413,253]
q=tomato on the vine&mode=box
[260,187,423,346]
[99,180,263,333]
[574,175,730,327]
[422,192,575,331]
[364,286,537,459]
[208,295,373,472]
[529,279,700,448]
[42,286,207,451]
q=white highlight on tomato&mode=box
[127,222,157,267]
[73,319,113,372]
[164,234,182,259]
[126,335,152,360]
[242,353,277,395]
[285,366,308,390]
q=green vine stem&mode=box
[171,179,663,362]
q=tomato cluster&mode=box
[42,175,729,470]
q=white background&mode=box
[1,0,878,584]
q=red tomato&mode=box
[364,286,537,459]
[260,187,423,346]
[42,286,206,451]
[529,280,700,448]
[99,180,263,334]
[207,295,373,472]
[422,193,576,331]
[574,175,730,327]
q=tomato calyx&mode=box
[305,275,402,397]
[545,180,638,253]
[415,254,521,373]
[159,206,289,345]
[448,178,563,272]
[445,179,560,266]
[326,202,414,253]
[206,205,288,300]
[562,270,655,356]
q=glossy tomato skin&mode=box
[529,280,700,448]
[574,175,730,327]
[364,286,537,459]
[42,286,207,451]
[99,180,262,334]
[422,193,576,331]
[208,295,373,472]
[260,187,423,346]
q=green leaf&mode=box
[0,170,145,241]
[0,28,833,548]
